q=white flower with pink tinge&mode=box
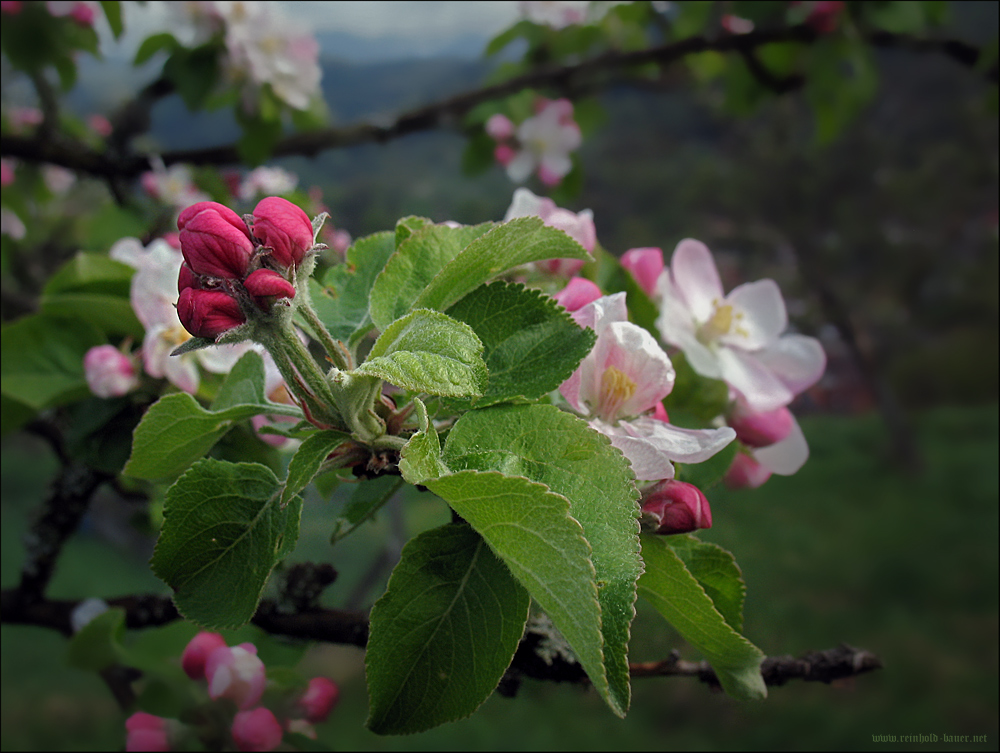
[655,239,826,412]
[505,99,581,187]
[560,293,735,481]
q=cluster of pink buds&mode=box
[176,197,314,340]
[125,632,339,752]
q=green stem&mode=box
[299,300,353,371]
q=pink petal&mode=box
[620,247,664,298]
[721,279,787,350]
[670,239,724,322]
[753,415,809,475]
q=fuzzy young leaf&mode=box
[638,534,766,701]
[369,222,496,330]
[151,460,302,629]
[282,429,351,506]
[398,397,448,485]
[425,471,610,715]
[309,231,396,343]
[412,217,593,315]
[125,355,301,481]
[441,404,640,715]
[366,522,530,735]
[355,309,487,397]
[330,476,405,544]
[446,282,596,407]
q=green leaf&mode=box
[282,430,351,506]
[39,252,141,337]
[440,404,640,716]
[369,222,497,330]
[366,522,530,734]
[638,534,766,701]
[151,460,302,629]
[236,113,283,167]
[330,475,405,543]
[425,471,609,713]
[125,356,301,481]
[164,44,220,111]
[99,1,124,39]
[40,294,143,339]
[134,32,178,65]
[411,217,593,318]
[1,314,104,410]
[66,607,127,672]
[398,397,448,486]
[309,231,396,343]
[445,282,596,408]
[667,535,747,633]
[79,204,148,254]
[43,252,134,295]
[355,309,487,397]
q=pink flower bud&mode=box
[88,113,112,137]
[620,247,664,298]
[538,257,586,277]
[1,2,24,15]
[251,197,314,270]
[84,345,139,398]
[177,262,199,294]
[177,200,250,235]
[125,712,170,752]
[1,158,15,187]
[206,643,266,710]
[553,277,602,312]
[723,452,772,490]
[494,143,517,167]
[806,1,845,33]
[181,631,228,680]
[177,288,246,339]
[243,268,296,310]
[485,113,515,141]
[641,479,712,535]
[231,708,283,752]
[728,402,794,448]
[297,677,339,724]
[179,208,255,280]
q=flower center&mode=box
[163,324,192,348]
[697,300,747,345]
[598,366,636,422]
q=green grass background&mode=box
[2,405,997,751]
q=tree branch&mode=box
[2,26,992,177]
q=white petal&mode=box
[596,321,674,417]
[753,415,808,475]
[595,417,736,481]
[755,334,826,396]
[671,239,724,322]
[504,187,546,221]
[716,347,794,412]
[722,279,787,350]
[505,151,537,184]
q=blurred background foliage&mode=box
[2,0,997,749]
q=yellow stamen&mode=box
[599,366,637,422]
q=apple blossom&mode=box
[181,631,229,680]
[46,0,97,26]
[206,643,267,710]
[70,597,109,633]
[141,158,209,210]
[560,293,735,480]
[520,0,588,29]
[297,676,340,724]
[503,98,582,186]
[724,451,772,490]
[238,166,298,202]
[231,707,283,752]
[0,2,23,14]
[125,712,170,752]
[485,113,516,141]
[641,479,713,534]
[655,239,826,412]
[88,113,112,137]
[251,196,315,270]
[620,247,664,298]
[727,398,794,448]
[553,276,602,312]
[83,345,139,398]
[504,187,596,276]
[1,158,15,187]
[0,207,25,240]
[177,288,247,339]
